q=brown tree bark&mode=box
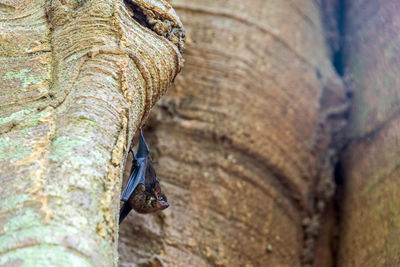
[2,0,397,265]
[337,1,400,266]
[119,1,348,266]
[0,0,183,265]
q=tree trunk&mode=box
[0,0,183,265]
[118,1,348,266]
[337,1,400,266]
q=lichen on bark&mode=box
[0,0,184,265]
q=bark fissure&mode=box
[331,161,344,267]
[332,0,346,77]
[303,0,351,265]
[124,0,185,53]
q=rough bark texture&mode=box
[337,1,400,266]
[0,0,183,265]
[119,1,348,266]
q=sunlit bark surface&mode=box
[119,0,348,266]
[0,0,183,265]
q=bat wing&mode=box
[120,159,146,201]
[136,130,150,159]
[119,202,132,224]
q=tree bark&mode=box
[337,1,400,266]
[118,1,348,266]
[0,0,183,265]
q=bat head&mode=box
[131,182,169,213]
[144,155,169,211]
[152,182,169,211]
[142,182,169,213]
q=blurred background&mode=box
[118,0,400,266]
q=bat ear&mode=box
[153,182,161,195]
[153,182,162,197]
[136,129,150,158]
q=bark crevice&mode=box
[124,0,185,54]
[331,0,346,77]
[303,0,351,265]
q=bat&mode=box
[119,130,169,224]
